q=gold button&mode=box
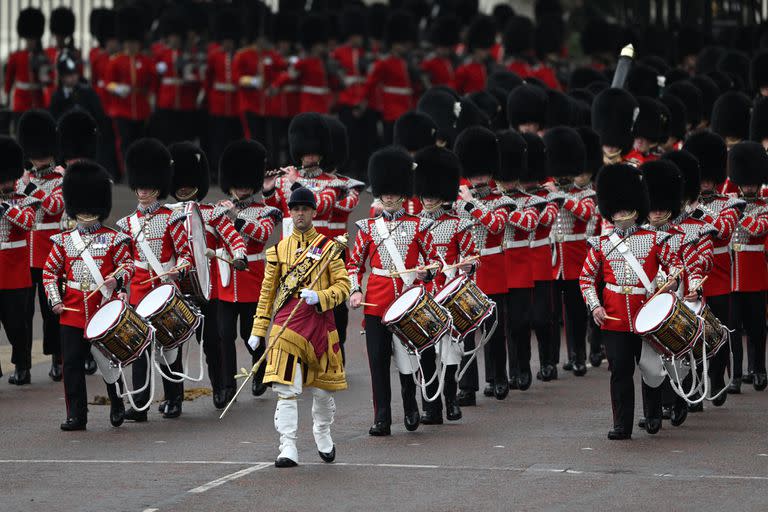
[623,286,632,294]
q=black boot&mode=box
[252,379,267,396]
[457,390,476,406]
[670,401,688,427]
[607,425,631,440]
[494,380,509,400]
[110,398,126,427]
[124,408,148,422]
[445,400,462,421]
[49,356,62,382]
[420,407,443,425]
[742,371,754,384]
[572,362,587,377]
[318,445,336,463]
[517,370,532,391]
[8,367,30,385]
[728,377,742,394]
[562,359,574,371]
[637,417,647,429]
[540,365,553,382]
[60,417,87,431]
[753,373,767,391]
[162,397,182,419]
[589,352,603,368]
[157,400,168,414]
[483,383,494,397]
[84,355,97,375]
[368,421,391,436]
[212,388,227,409]
[404,410,420,431]
[645,417,662,435]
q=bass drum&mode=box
[177,202,211,304]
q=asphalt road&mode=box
[2,184,768,512]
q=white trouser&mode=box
[436,333,463,366]
[272,364,336,462]
[393,339,419,375]
[638,340,667,388]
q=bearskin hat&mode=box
[126,138,172,199]
[271,11,298,43]
[507,83,548,128]
[465,15,496,51]
[641,159,683,218]
[492,4,515,31]
[50,7,75,38]
[456,97,491,135]
[522,132,547,182]
[219,139,266,194]
[641,55,671,75]
[695,45,726,75]
[576,126,602,175]
[340,6,368,40]
[17,110,56,160]
[711,91,752,141]
[591,88,639,152]
[707,69,736,94]
[324,115,348,172]
[214,8,241,42]
[503,15,534,54]
[627,64,661,98]
[116,6,146,42]
[545,90,575,128]
[595,164,649,222]
[690,75,719,122]
[17,8,44,40]
[394,111,437,152]
[665,81,702,128]
[430,15,460,47]
[586,81,609,96]
[367,3,390,41]
[569,67,609,90]
[158,6,187,38]
[486,87,510,129]
[569,88,594,106]
[665,68,689,85]
[751,51,768,91]
[468,91,500,125]
[417,88,461,146]
[289,113,332,164]
[487,70,523,93]
[662,150,700,203]
[717,50,750,93]
[57,109,99,161]
[633,97,670,144]
[544,126,585,177]
[750,97,768,143]
[683,130,727,184]
[659,94,687,140]
[535,14,564,58]
[454,126,498,179]
[728,142,768,187]
[169,142,209,201]
[676,25,704,59]
[385,10,417,46]
[0,137,24,183]
[414,146,460,202]
[89,8,107,39]
[91,8,116,42]
[368,146,414,198]
[495,129,528,183]
[300,14,328,50]
[63,160,112,221]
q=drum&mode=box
[382,286,452,353]
[691,301,729,360]
[85,300,153,367]
[634,292,702,360]
[177,202,210,303]
[136,284,202,350]
[434,275,495,339]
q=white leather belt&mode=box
[213,82,236,92]
[35,222,59,230]
[67,280,99,292]
[382,86,413,95]
[554,233,588,242]
[371,267,393,277]
[713,246,730,255]
[328,222,345,230]
[731,243,764,252]
[246,253,266,262]
[301,86,329,94]
[313,220,329,227]
[530,238,550,248]
[134,259,174,270]
[504,240,529,249]
[605,283,647,295]
[480,247,502,256]
[161,77,184,85]
[15,82,42,90]
[344,76,364,85]
[0,240,27,250]
[283,85,299,92]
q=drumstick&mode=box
[139,262,191,285]
[690,276,708,293]
[388,263,440,277]
[359,302,379,307]
[604,315,621,321]
[648,267,684,302]
[442,255,480,272]
[205,248,232,264]
[85,265,127,301]
[62,307,80,312]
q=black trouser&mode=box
[26,268,60,359]
[60,325,120,421]
[338,106,377,181]
[553,279,588,365]
[333,302,348,364]
[1,287,32,370]
[198,299,223,392]
[207,115,244,183]
[504,288,532,379]
[603,330,662,433]
[532,280,556,368]
[244,112,267,143]
[148,109,202,146]
[420,343,458,415]
[267,117,289,168]
[114,118,146,171]
[97,116,120,181]
[482,293,510,384]
[218,300,264,392]
[731,291,767,376]
[458,331,479,392]
[706,294,731,387]
[381,120,395,146]
[364,314,418,425]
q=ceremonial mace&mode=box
[219,233,348,419]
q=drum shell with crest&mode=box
[136,284,202,350]
[84,299,153,367]
[433,274,495,339]
[176,202,211,304]
[634,292,702,361]
[382,286,452,353]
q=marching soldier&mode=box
[217,140,281,402]
[580,164,695,440]
[43,160,135,430]
[17,110,65,382]
[591,88,639,166]
[45,7,82,107]
[5,8,51,124]
[421,15,460,89]
[168,142,247,409]
[415,145,477,423]
[347,146,442,436]
[116,139,192,421]
[454,15,496,95]
[625,97,669,167]
[250,186,350,468]
[0,137,38,385]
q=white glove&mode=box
[250,76,263,88]
[300,288,319,305]
[248,335,262,351]
[113,84,131,97]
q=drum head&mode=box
[85,300,125,340]
[434,275,465,303]
[383,287,423,323]
[136,284,175,317]
[185,202,211,300]
[635,293,675,334]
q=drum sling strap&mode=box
[70,229,109,301]
[608,232,654,293]
[130,213,167,277]
[375,217,416,287]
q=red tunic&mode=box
[105,53,157,120]
[328,175,362,244]
[233,46,269,116]
[454,60,487,95]
[264,169,341,237]
[362,55,413,122]
[331,45,367,106]
[552,185,597,280]
[273,55,332,114]
[205,48,239,117]
[20,165,65,268]
[4,49,50,112]
[695,195,743,296]
[90,47,112,108]
[507,58,533,78]
[0,193,37,289]
[42,225,134,329]
[420,54,454,88]
[530,62,562,91]
[529,189,559,282]
[419,207,477,290]
[154,47,204,111]
[719,178,740,196]
[502,190,540,289]
[730,198,768,292]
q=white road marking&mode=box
[493,445,505,448]
[142,509,159,512]
[188,463,271,494]
[581,447,593,451]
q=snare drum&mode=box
[85,300,153,367]
[634,292,702,359]
[691,301,728,359]
[177,202,211,304]
[136,284,202,350]
[434,275,495,339]
[382,286,452,353]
